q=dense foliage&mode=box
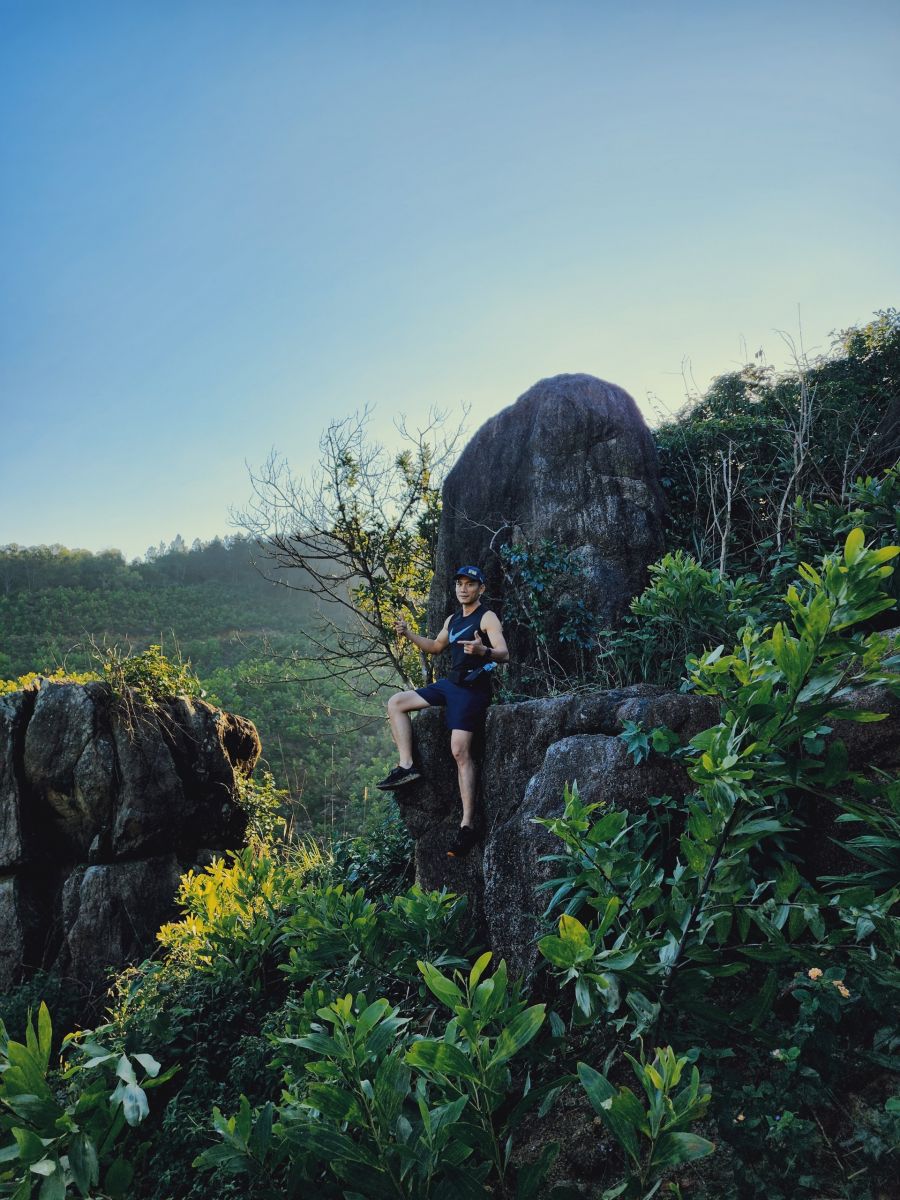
[2,529,897,1198]
[655,309,900,574]
[0,535,393,831]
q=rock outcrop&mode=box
[0,681,260,998]
[397,682,900,979]
[397,686,716,977]
[427,374,666,687]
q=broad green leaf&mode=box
[105,1157,134,1198]
[115,1054,137,1085]
[81,1053,117,1069]
[13,1128,46,1166]
[38,1165,65,1200]
[559,913,591,947]
[249,1102,273,1157]
[650,1131,715,1167]
[132,1052,161,1078]
[429,1095,468,1135]
[829,708,887,723]
[587,811,628,844]
[469,951,492,988]
[305,1083,359,1122]
[537,933,592,969]
[36,1004,52,1073]
[489,1005,546,1066]
[575,976,592,1018]
[516,1141,560,1199]
[576,1063,640,1163]
[597,896,621,936]
[6,1041,52,1097]
[844,528,865,565]
[418,961,464,1009]
[405,1039,477,1081]
[69,1133,99,1193]
[374,1051,410,1126]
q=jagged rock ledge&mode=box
[398,682,900,978]
[0,681,260,998]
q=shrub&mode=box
[0,1003,175,1199]
[195,954,553,1198]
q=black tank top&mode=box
[448,603,494,671]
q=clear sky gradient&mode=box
[2,0,898,560]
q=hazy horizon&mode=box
[3,0,898,560]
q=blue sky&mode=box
[1,0,898,559]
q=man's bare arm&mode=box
[396,616,450,656]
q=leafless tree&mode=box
[232,405,468,696]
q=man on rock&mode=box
[376,565,509,857]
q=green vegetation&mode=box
[496,311,900,696]
[1,312,898,1196]
[0,535,393,831]
[2,530,896,1197]
[0,1003,177,1198]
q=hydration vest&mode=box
[448,603,496,684]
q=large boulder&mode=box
[427,374,666,687]
[0,681,261,1000]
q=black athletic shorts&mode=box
[414,677,491,732]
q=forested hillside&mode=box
[0,536,394,832]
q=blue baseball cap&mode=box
[454,565,485,583]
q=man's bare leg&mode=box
[387,691,431,768]
[450,729,476,827]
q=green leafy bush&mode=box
[578,1045,714,1199]
[534,529,900,1195]
[328,800,415,899]
[539,530,900,1029]
[595,551,771,690]
[497,538,595,695]
[97,642,203,708]
[0,1004,175,1199]
[196,953,553,1198]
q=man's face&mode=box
[455,575,483,604]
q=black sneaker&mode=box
[447,825,477,858]
[375,765,421,791]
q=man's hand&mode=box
[461,639,487,657]
[395,618,412,639]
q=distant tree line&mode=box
[0,534,279,596]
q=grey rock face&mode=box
[0,691,35,870]
[396,687,718,973]
[0,877,27,991]
[110,715,186,857]
[0,681,261,998]
[427,374,666,688]
[24,683,115,858]
[397,683,897,978]
[58,856,184,991]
